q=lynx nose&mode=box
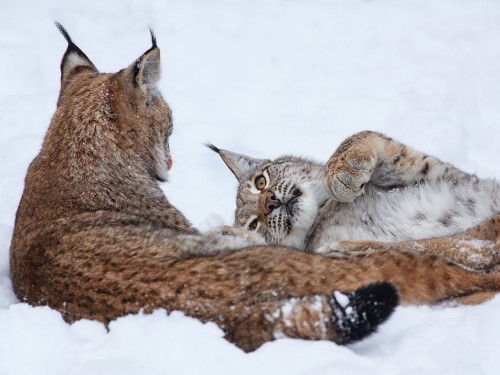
[166,156,173,171]
[264,193,282,214]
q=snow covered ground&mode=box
[1,0,500,374]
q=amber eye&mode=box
[254,175,267,190]
[248,219,259,231]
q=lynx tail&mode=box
[330,282,399,344]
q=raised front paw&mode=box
[325,147,377,202]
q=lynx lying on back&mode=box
[212,131,500,262]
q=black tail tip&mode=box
[329,282,399,345]
[205,143,220,154]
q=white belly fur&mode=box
[308,178,500,250]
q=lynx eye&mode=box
[254,175,267,190]
[248,218,259,231]
[250,169,270,194]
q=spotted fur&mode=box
[11,26,409,352]
[214,131,500,275]
[10,27,500,355]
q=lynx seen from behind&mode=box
[10,24,404,352]
[9,26,499,354]
[212,131,500,303]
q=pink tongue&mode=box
[167,157,173,171]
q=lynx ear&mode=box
[55,22,97,83]
[130,29,160,94]
[207,144,268,182]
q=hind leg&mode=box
[315,228,499,273]
[452,291,497,306]
[459,214,500,242]
[224,283,398,352]
[428,214,500,271]
[325,131,472,202]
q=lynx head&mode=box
[210,145,330,248]
[51,23,173,183]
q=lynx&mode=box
[211,131,500,303]
[9,25,499,353]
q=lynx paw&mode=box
[313,242,351,257]
[325,149,377,202]
[212,225,266,245]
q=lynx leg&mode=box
[321,239,499,273]
[314,215,500,272]
[420,239,499,272]
[460,214,500,242]
[325,131,471,201]
[225,282,398,352]
[414,215,500,271]
[452,291,497,306]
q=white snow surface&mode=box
[1,0,500,374]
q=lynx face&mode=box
[210,146,330,248]
[114,57,174,183]
[134,92,174,182]
[54,23,174,183]
[236,160,327,248]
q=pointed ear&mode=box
[206,144,268,182]
[55,22,97,83]
[129,29,160,95]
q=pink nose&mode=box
[167,157,173,171]
[265,193,282,214]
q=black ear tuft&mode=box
[55,22,73,44]
[149,28,157,48]
[131,28,161,91]
[205,143,221,154]
[210,147,268,182]
[55,22,97,82]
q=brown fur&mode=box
[324,130,476,203]
[9,27,500,352]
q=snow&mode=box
[1,0,500,374]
